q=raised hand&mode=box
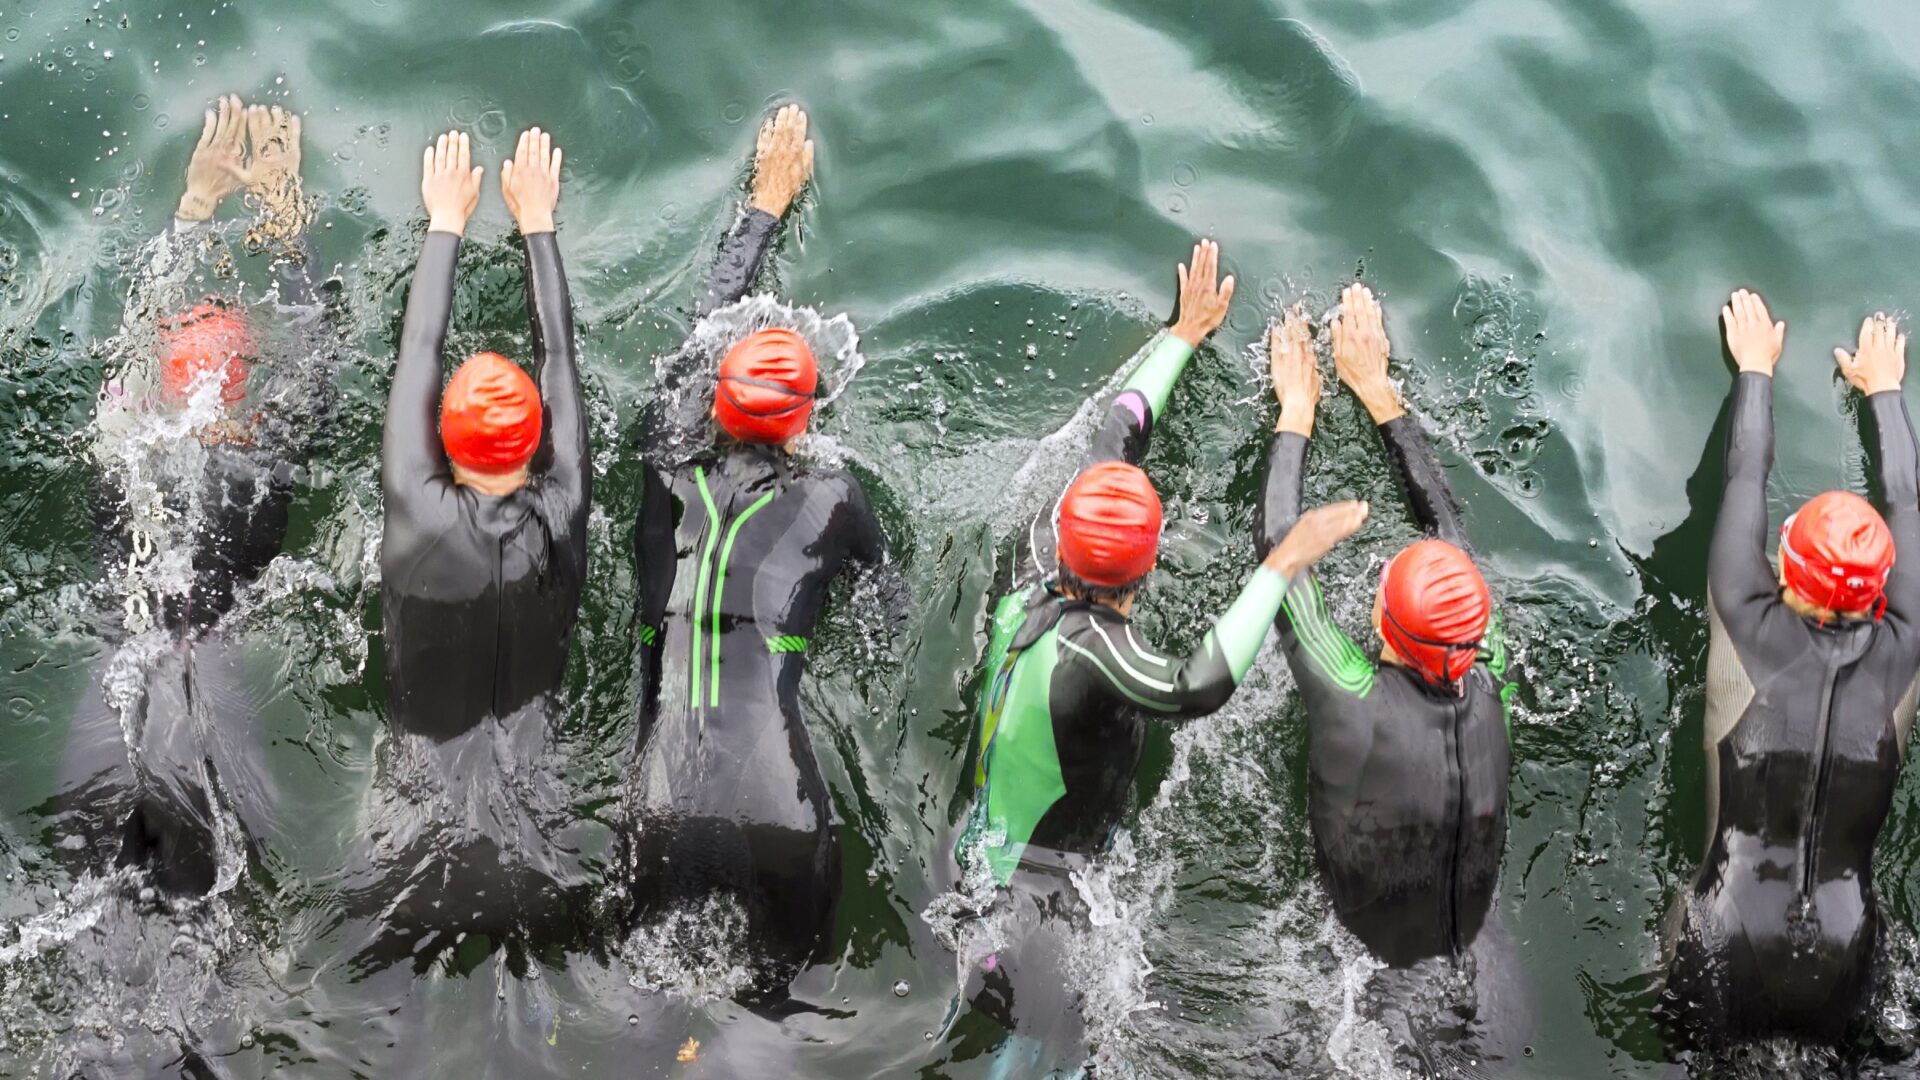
[1170,239,1236,347]
[750,104,815,218]
[421,130,484,237]
[1270,307,1320,436]
[500,126,562,235]
[1720,288,1785,376]
[234,104,302,196]
[1835,312,1906,396]
[1332,283,1403,424]
[177,94,249,221]
[1264,500,1370,580]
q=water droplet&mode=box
[628,1014,639,1026]
[1172,161,1197,187]
[893,980,911,997]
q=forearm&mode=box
[1868,391,1920,509]
[697,206,781,316]
[1253,433,1309,557]
[524,232,585,476]
[383,232,460,486]
[1204,566,1290,685]
[1118,334,1194,424]
[1708,372,1777,603]
[1378,416,1468,550]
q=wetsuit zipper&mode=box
[1800,659,1843,900]
[1446,698,1467,958]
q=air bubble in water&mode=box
[893,980,911,997]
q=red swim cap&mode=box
[159,303,252,406]
[1057,461,1163,588]
[1380,539,1491,688]
[440,352,542,474]
[1781,491,1894,617]
[714,328,818,444]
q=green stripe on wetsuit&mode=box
[766,635,808,654]
[689,466,775,708]
[1283,576,1375,697]
[1120,334,1195,420]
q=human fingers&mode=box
[198,108,217,149]
[1218,274,1236,308]
[549,146,563,184]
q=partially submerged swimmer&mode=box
[948,239,1368,1059]
[1255,285,1514,969]
[622,104,890,995]
[1666,290,1920,1045]
[56,94,331,898]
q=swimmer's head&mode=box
[714,328,818,446]
[441,352,542,488]
[1780,491,1893,620]
[158,302,253,408]
[1055,461,1162,610]
[1373,538,1490,689]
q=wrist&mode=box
[1263,545,1306,581]
[515,212,556,235]
[1275,401,1315,437]
[1170,322,1209,349]
[1357,386,1404,423]
[1866,381,1902,396]
[749,188,792,217]
[176,191,217,221]
[427,211,468,236]
[1735,362,1774,378]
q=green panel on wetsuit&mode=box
[1484,612,1513,740]
[1283,576,1375,697]
[967,623,1067,886]
[1118,334,1195,421]
[1210,566,1289,683]
[975,587,1037,787]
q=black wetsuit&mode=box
[340,227,589,962]
[1668,372,1920,1044]
[54,218,335,897]
[1255,416,1514,969]
[624,206,888,990]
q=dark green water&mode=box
[5,0,1920,1076]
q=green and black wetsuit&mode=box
[623,206,889,991]
[1255,415,1513,969]
[1666,373,1920,1044]
[952,334,1291,1046]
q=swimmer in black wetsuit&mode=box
[1254,285,1514,970]
[943,240,1369,1067]
[53,95,333,897]
[1664,290,1920,1046]
[345,126,592,959]
[621,105,888,994]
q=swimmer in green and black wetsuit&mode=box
[1255,286,1514,969]
[622,105,895,996]
[947,240,1369,1064]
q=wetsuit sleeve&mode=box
[1868,390,1920,626]
[838,473,888,566]
[1070,568,1289,720]
[1708,372,1780,625]
[524,232,587,505]
[1378,416,1470,552]
[381,232,461,515]
[696,206,781,318]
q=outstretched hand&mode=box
[1270,307,1320,436]
[750,104,815,218]
[1835,312,1906,396]
[1171,239,1236,347]
[1332,283,1403,423]
[1721,288,1785,376]
[177,94,249,221]
[421,130,483,236]
[1264,500,1370,581]
[501,127,563,235]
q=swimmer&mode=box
[341,126,591,963]
[621,104,891,995]
[380,126,584,740]
[949,239,1368,1061]
[1664,290,1920,1045]
[1254,285,1513,969]
[54,94,333,897]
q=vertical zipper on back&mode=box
[1800,661,1843,899]
[1446,700,1467,957]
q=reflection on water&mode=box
[3,0,1920,1076]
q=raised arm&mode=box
[1708,288,1788,616]
[1074,501,1368,719]
[502,126,585,500]
[1016,241,1236,585]
[383,131,481,501]
[1837,313,1920,621]
[697,104,814,317]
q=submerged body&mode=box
[625,205,887,988]
[1256,418,1512,968]
[1670,372,1920,1042]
